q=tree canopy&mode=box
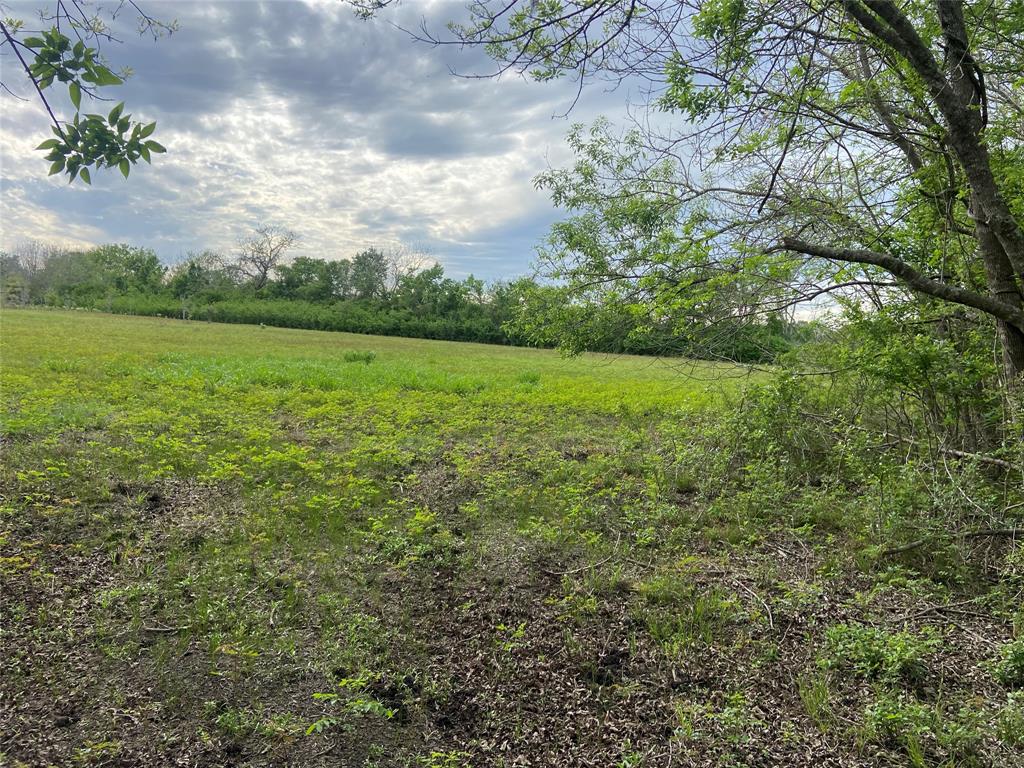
[385,0,1023,382]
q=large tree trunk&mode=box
[846,2,1024,380]
[933,3,1024,382]
[974,195,1024,381]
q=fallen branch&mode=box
[940,448,1015,470]
[881,528,1022,557]
[141,624,192,633]
[541,551,615,577]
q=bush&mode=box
[995,638,1024,689]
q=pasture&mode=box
[2,309,1021,767]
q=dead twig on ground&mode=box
[881,528,1021,557]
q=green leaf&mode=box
[69,81,81,110]
[140,145,152,163]
[36,139,61,150]
[140,122,157,139]
[119,159,130,179]
[48,157,66,175]
[144,140,166,154]
[94,67,123,87]
[79,167,92,185]
[21,36,45,48]
[108,102,124,126]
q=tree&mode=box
[275,256,352,302]
[350,248,389,300]
[377,0,1024,383]
[0,2,173,183]
[90,244,165,294]
[168,250,235,300]
[383,244,432,296]
[0,253,29,305]
[236,225,299,292]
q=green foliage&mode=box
[521,120,811,364]
[5,239,800,361]
[16,26,164,182]
[862,694,934,766]
[862,693,989,767]
[994,638,1024,689]
[998,692,1024,746]
[637,565,743,652]
[820,624,939,685]
[672,691,766,748]
[343,350,377,365]
[415,752,472,768]
[796,671,834,732]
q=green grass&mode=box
[1,308,1020,768]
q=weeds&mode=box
[343,350,376,364]
[994,638,1024,689]
[819,624,939,685]
[2,309,1022,767]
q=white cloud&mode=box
[0,0,639,277]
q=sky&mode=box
[0,0,648,280]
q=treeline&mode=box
[0,241,812,362]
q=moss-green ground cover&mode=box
[2,309,1021,767]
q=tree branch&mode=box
[0,20,66,139]
[782,237,1024,332]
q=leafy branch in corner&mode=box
[0,3,172,183]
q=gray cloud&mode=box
[0,0,641,279]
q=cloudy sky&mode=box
[0,0,647,279]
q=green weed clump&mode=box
[862,693,989,768]
[998,693,1024,746]
[636,565,743,652]
[994,638,1024,689]
[343,350,377,364]
[819,624,938,685]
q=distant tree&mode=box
[31,247,94,304]
[10,240,51,277]
[0,253,29,305]
[383,245,431,296]
[394,263,467,314]
[275,256,350,302]
[237,226,299,292]
[90,244,165,294]
[463,275,486,305]
[168,250,233,299]
[324,259,352,300]
[350,248,389,300]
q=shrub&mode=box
[998,692,1024,746]
[995,638,1024,689]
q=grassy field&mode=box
[2,309,1022,767]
